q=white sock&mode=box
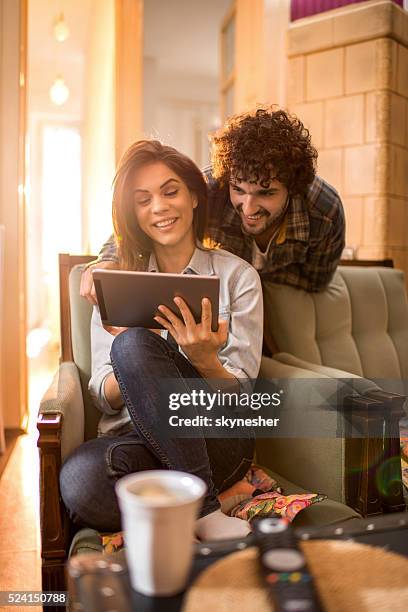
[195,508,251,541]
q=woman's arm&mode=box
[217,263,263,382]
[103,373,123,409]
[80,235,119,305]
[88,308,124,413]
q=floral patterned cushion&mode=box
[101,464,326,554]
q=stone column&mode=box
[287,0,408,274]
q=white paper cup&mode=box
[115,470,206,596]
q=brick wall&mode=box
[287,0,408,273]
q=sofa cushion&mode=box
[69,528,103,557]
[263,266,408,380]
[69,265,100,440]
[68,466,360,558]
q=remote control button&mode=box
[262,548,305,572]
[289,572,302,582]
[257,518,289,534]
[266,573,280,584]
[282,599,314,611]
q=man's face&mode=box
[229,176,288,236]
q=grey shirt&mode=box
[88,246,263,436]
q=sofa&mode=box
[37,257,407,590]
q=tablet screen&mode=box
[93,269,220,331]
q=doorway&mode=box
[142,0,231,167]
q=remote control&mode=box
[253,517,324,611]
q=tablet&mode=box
[92,269,220,331]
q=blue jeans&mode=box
[60,328,254,532]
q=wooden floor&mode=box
[0,430,21,480]
[0,364,54,611]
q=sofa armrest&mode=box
[357,389,406,513]
[273,353,381,395]
[39,361,85,462]
[37,362,85,587]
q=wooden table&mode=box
[67,513,408,612]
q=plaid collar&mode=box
[285,194,310,242]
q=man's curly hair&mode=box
[210,106,318,195]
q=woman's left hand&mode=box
[154,297,228,371]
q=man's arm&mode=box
[295,199,345,292]
[304,210,345,291]
[260,201,345,293]
[86,234,118,264]
[80,234,119,305]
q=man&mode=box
[81,106,345,303]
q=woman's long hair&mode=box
[112,140,208,270]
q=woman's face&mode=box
[131,161,197,250]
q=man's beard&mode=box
[237,207,279,236]
[236,196,289,236]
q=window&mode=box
[41,125,82,274]
[26,123,82,351]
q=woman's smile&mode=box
[152,216,179,230]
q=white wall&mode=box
[81,0,115,254]
[143,66,219,167]
[142,0,232,168]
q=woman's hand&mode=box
[154,297,228,375]
[80,260,119,305]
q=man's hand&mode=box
[80,260,118,305]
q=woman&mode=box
[60,140,263,541]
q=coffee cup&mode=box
[115,470,206,596]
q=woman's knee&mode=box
[111,327,164,368]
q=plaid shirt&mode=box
[98,169,345,292]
